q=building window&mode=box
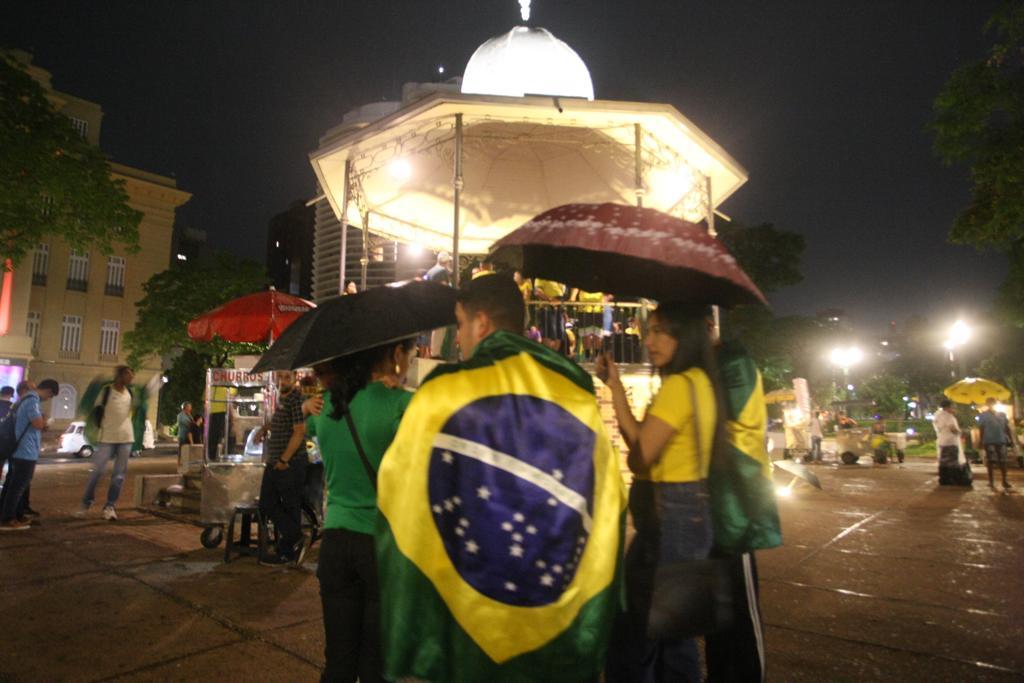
[32,244,49,286]
[53,384,77,420]
[69,117,88,139]
[40,195,54,218]
[60,315,82,358]
[67,249,89,291]
[26,311,40,353]
[100,319,120,358]
[105,256,125,296]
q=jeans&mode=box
[259,455,307,554]
[1,458,36,522]
[317,527,385,683]
[81,442,133,508]
[606,481,711,683]
[811,436,823,461]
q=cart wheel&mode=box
[840,451,859,465]
[200,526,223,549]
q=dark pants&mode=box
[258,455,307,554]
[704,551,766,682]
[811,436,823,461]
[317,527,385,683]
[0,458,36,522]
[207,412,225,460]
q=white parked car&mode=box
[58,421,94,458]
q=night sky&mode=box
[2,1,1007,331]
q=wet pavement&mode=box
[0,454,1021,681]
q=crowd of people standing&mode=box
[250,272,779,682]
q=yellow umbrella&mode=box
[765,389,796,404]
[943,377,1011,405]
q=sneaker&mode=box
[0,519,31,532]
[290,535,310,568]
[102,506,118,521]
[258,554,289,567]
[72,506,89,518]
[22,506,40,518]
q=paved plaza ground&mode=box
[0,449,1021,682]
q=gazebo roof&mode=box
[310,90,748,254]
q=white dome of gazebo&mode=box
[462,26,594,100]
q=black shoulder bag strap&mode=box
[341,401,378,492]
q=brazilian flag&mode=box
[711,341,782,553]
[376,331,625,682]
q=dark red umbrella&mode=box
[490,203,767,307]
[187,288,316,344]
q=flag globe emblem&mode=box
[428,394,595,607]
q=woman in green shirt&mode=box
[305,337,416,683]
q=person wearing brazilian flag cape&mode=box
[376,274,625,682]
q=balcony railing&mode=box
[105,283,124,297]
[58,349,80,360]
[525,300,650,365]
[66,278,88,292]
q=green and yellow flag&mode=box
[711,341,782,553]
[377,331,625,682]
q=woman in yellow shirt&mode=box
[596,302,726,683]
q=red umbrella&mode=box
[187,288,316,344]
[490,203,767,307]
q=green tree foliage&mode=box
[124,251,269,369]
[0,52,141,266]
[157,349,209,427]
[860,373,911,417]
[716,219,806,294]
[979,326,1024,414]
[932,2,1024,247]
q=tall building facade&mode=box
[266,200,314,299]
[1,51,190,428]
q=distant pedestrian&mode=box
[978,398,1013,491]
[425,251,453,286]
[810,410,823,462]
[426,252,454,357]
[345,281,358,295]
[76,366,136,521]
[933,399,966,486]
[177,401,195,446]
[0,378,59,531]
[254,370,310,567]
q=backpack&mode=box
[91,383,134,428]
[0,399,30,461]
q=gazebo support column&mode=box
[339,159,351,296]
[634,123,644,208]
[360,210,369,292]
[453,113,464,287]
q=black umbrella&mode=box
[251,280,456,372]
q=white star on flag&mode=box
[540,573,554,586]
[442,451,454,464]
[510,544,524,557]
[465,540,479,554]
[476,486,492,500]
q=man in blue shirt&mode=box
[978,398,1014,491]
[0,378,59,531]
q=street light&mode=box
[943,319,971,378]
[830,346,863,401]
